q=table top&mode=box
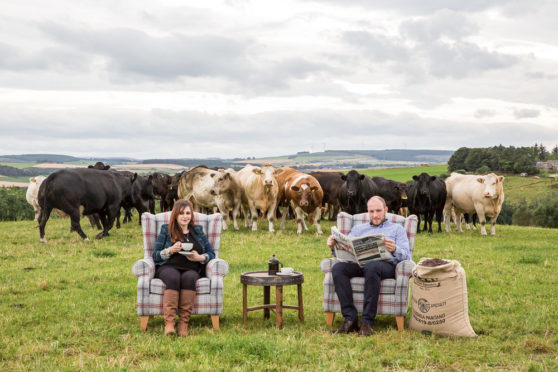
[241,271,304,286]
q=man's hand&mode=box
[327,235,336,249]
[384,238,397,253]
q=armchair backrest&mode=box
[337,212,418,258]
[141,212,223,260]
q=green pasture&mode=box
[360,164,448,182]
[1,214,557,371]
[500,175,558,206]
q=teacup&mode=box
[280,267,294,275]
[181,242,193,251]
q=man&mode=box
[326,196,410,336]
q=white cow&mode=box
[210,168,243,230]
[237,164,283,232]
[26,176,46,221]
[443,172,505,235]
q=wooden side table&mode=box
[240,271,304,329]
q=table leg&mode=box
[243,283,247,325]
[263,285,270,319]
[276,285,283,329]
[297,283,304,322]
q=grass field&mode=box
[360,164,448,182]
[1,214,557,371]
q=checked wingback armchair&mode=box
[320,212,418,331]
[132,211,229,331]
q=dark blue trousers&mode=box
[331,260,395,325]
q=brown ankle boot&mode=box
[163,289,179,335]
[177,289,196,336]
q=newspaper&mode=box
[331,226,391,267]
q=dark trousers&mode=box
[156,265,200,291]
[331,260,395,325]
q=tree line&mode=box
[447,144,558,175]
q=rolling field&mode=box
[360,164,448,182]
[1,214,557,370]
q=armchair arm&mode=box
[205,258,229,278]
[394,259,416,295]
[320,257,341,274]
[132,258,156,280]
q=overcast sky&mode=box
[1,0,558,159]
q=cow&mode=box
[310,171,344,221]
[236,163,284,232]
[443,172,505,236]
[177,166,236,230]
[338,170,379,215]
[166,171,185,211]
[276,167,324,235]
[371,176,409,214]
[26,176,46,221]
[151,172,172,212]
[408,173,447,233]
[130,174,154,225]
[37,168,130,242]
[210,168,243,230]
[88,161,110,170]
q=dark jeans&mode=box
[156,265,200,291]
[331,260,395,325]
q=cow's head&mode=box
[254,163,281,188]
[413,173,435,197]
[477,173,505,199]
[291,183,319,207]
[396,182,408,200]
[342,170,365,197]
[210,171,232,195]
[88,161,110,170]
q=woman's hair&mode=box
[168,199,194,242]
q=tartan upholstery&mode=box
[321,212,418,319]
[132,212,229,317]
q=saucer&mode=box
[276,271,294,276]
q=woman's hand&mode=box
[186,251,206,262]
[167,242,182,255]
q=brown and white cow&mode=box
[443,172,505,235]
[276,167,324,235]
[237,163,283,232]
[177,166,237,230]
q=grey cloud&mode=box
[0,42,88,72]
[4,106,556,159]
[304,0,545,15]
[399,10,477,42]
[513,108,540,119]
[475,109,496,118]
[341,31,409,62]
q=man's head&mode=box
[367,196,388,226]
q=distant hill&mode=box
[0,154,81,163]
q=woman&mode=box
[152,199,215,336]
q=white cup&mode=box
[280,267,294,275]
[181,242,193,251]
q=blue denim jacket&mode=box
[152,224,215,266]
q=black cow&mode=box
[37,168,129,242]
[408,173,447,233]
[310,171,344,221]
[131,174,154,224]
[152,172,172,212]
[339,170,379,215]
[166,171,185,210]
[371,177,409,214]
[88,161,110,170]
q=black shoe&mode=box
[358,322,373,337]
[331,319,359,334]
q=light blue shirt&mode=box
[348,219,410,265]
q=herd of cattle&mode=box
[27,161,505,242]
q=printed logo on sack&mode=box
[418,298,431,313]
